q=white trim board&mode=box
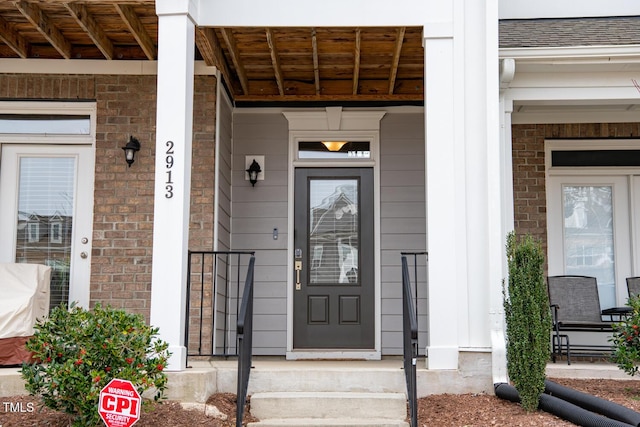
[0,59,217,75]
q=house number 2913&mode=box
[165,140,175,198]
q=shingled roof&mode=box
[499,16,640,48]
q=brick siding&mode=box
[0,74,216,321]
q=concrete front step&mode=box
[249,391,407,421]
[249,418,409,427]
[244,363,407,394]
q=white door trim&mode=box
[283,108,385,359]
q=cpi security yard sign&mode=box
[99,379,141,427]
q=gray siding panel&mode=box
[232,112,289,355]
[380,113,427,355]
[216,92,233,252]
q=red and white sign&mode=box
[99,379,141,427]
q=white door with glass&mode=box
[0,145,95,309]
[547,175,632,309]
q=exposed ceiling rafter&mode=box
[353,28,361,95]
[15,0,71,59]
[265,28,284,96]
[0,15,28,58]
[114,4,156,60]
[195,27,236,97]
[219,28,249,95]
[311,27,320,95]
[389,27,405,94]
[64,2,114,60]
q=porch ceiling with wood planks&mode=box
[0,1,425,105]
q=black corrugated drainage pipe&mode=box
[545,380,640,427]
[494,382,637,427]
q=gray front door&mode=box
[293,168,374,349]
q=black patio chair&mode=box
[627,277,640,300]
[547,275,614,365]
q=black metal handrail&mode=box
[400,251,428,357]
[185,251,255,362]
[236,255,255,427]
[401,255,419,427]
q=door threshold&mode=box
[286,350,381,360]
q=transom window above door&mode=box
[298,141,371,160]
[0,114,90,135]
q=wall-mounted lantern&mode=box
[122,135,141,167]
[246,159,262,186]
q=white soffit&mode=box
[512,102,640,124]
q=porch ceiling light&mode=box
[321,141,347,152]
[122,135,141,167]
[246,159,262,186]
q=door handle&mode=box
[295,260,302,290]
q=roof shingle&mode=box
[499,16,640,48]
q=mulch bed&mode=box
[2,378,640,426]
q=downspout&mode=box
[491,58,516,386]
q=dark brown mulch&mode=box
[1,378,640,426]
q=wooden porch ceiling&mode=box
[0,1,425,105]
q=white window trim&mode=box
[0,101,96,145]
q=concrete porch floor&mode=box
[1,356,638,404]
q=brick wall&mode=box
[512,123,640,260]
[0,73,217,321]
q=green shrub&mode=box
[503,232,552,412]
[611,295,640,376]
[21,303,170,427]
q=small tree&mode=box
[503,232,552,412]
[21,303,170,427]
[611,295,640,376]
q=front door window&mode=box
[562,185,615,308]
[309,179,359,284]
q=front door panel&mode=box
[293,168,374,349]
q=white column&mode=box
[150,0,197,371]
[425,0,503,371]
[424,2,461,370]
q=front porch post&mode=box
[150,0,197,371]
[425,0,503,372]
[424,1,460,370]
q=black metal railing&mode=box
[401,254,419,427]
[401,251,428,357]
[185,251,255,362]
[236,255,255,427]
